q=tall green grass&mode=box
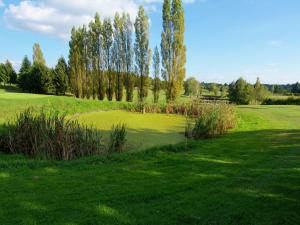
[108,123,127,153]
[0,109,104,160]
[185,104,236,139]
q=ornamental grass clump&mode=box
[0,109,104,160]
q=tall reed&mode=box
[0,109,104,160]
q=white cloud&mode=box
[4,0,198,39]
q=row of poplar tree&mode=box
[1,0,186,103]
[68,0,186,103]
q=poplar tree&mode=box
[113,13,125,101]
[33,43,46,65]
[69,27,83,98]
[93,13,106,100]
[161,0,172,101]
[102,18,114,101]
[88,18,97,99]
[134,6,151,102]
[152,46,160,103]
[161,0,186,102]
[81,25,89,99]
[123,13,134,102]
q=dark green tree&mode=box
[0,61,17,85]
[28,62,50,94]
[53,57,68,95]
[18,56,32,91]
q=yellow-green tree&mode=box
[161,0,186,102]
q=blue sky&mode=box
[0,0,300,84]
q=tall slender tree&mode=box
[161,0,186,102]
[134,6,151,102]
[161,0,172,101]
[113,13,125,101]
[102,18,114,101]
[123,13,134,102]
[93,13,106,100]
[152,46,161,103]
[33,43,46,65]
[69,27,84,98]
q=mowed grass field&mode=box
[0,89,300,225]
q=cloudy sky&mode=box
[0,0,300,84]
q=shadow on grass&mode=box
[0,129,299,224]
[0,85,23,93]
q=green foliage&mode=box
[102,18,115,101]
[253,77,269,104]
[53,57,68,95]
[134,6,150,102]
[229,78,254,105]
[0,60,17,85]
[185,104,236,139]
[184,77,200,96]
[113,13,125,102]
[33,43,46,65]
[161,0,186,102]
[229,77,269,105]
[18,56,32,90]
[263,96,300,105]
[291,82,300,94]
[0,109,104,160]
[109,123,127,153]
[28,62,51,94]
[18,45,52,94]
[124,14,134,102]
[152,46,161,103]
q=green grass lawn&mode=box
[0,89,300,225]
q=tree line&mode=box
[68,1,185,103]
[1,1,186,103]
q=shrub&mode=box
[185,104,236,139]
[108,123,127,153]
[229,78,254,105]
[0,109,104,160]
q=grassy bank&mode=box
[0,104,299,224]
